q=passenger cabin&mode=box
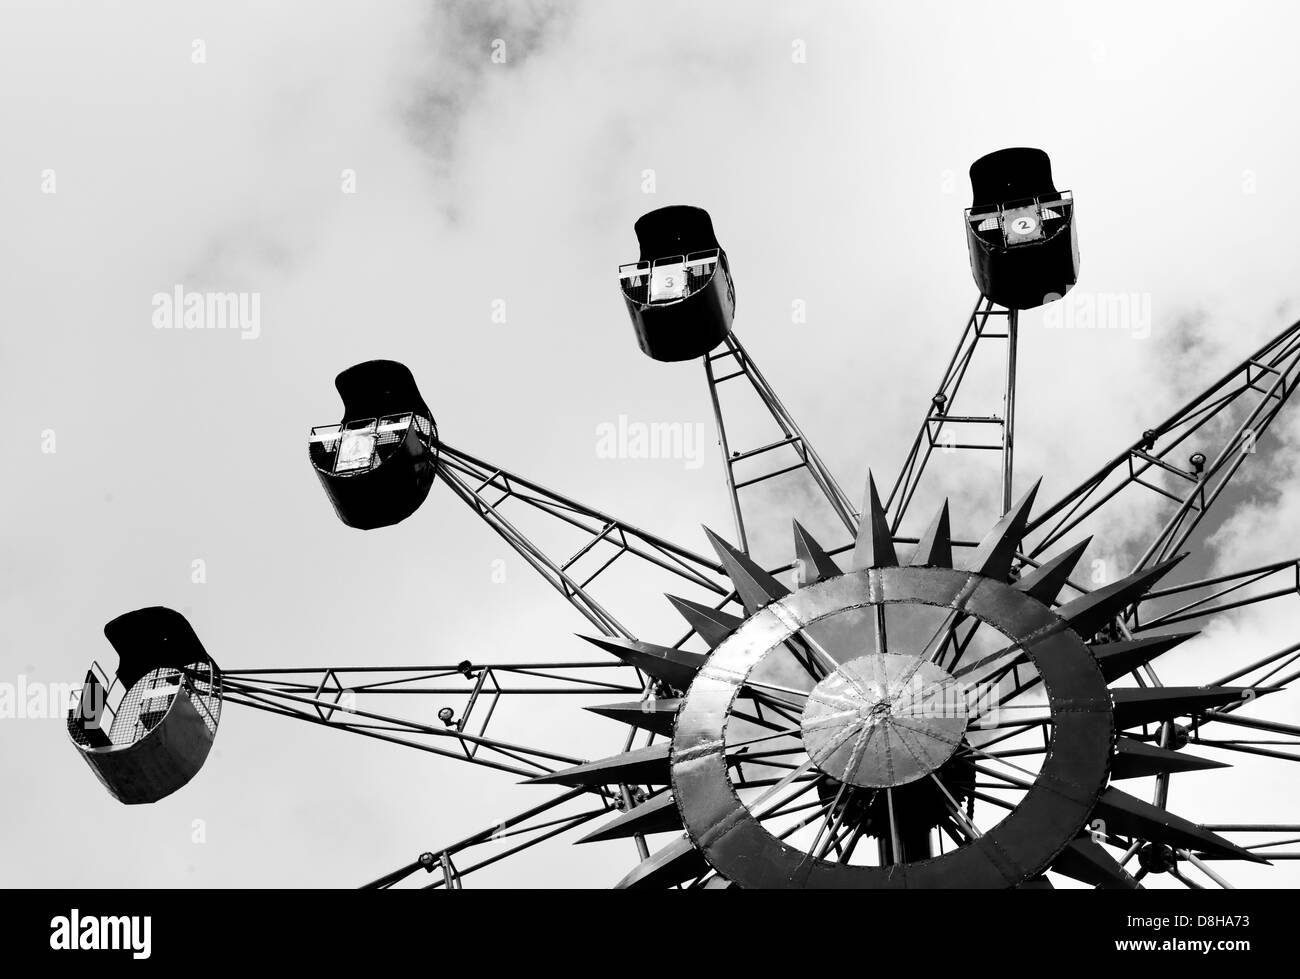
[67,607,221,804]
[619,205,736,362]
[309,360,437,530]
[964,148,1079,310]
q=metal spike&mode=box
[1111,737,1229,780]
[909,500,953,569]
[585,698,680,737]
[615,834,708,888]
[524,743,671,787]
[966,479,1041,581]
[578,634,705,691]
[851,472,897,570]
[1091,632,1198,683]
[1051,837,1141,889]
[1092,787,1270,864]
[1056,554,1187,639]
[1112,686,1265,729]
[792,520,841,584]
[575,792,682,844]
[665,595,744,649]
[703,526,790,614]
[1014,537,1090,605]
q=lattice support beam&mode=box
[704,334,857,555]
[435,442,730,641]
[1025,319,1300,572]
[218,661,642,779]
[887,296,1019,533]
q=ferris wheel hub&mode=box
[801,654,968,789]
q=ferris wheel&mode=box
[68,148,1300,889]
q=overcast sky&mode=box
[2,0,1298,888]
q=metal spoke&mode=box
[930,773,982,840]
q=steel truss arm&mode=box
[362,787,615,889]
[1133,557,1300,630]
[705,335,857,555]
[1014,317,1300,828]
[435,442,730,641]
[887,296,1019,532]
[216,661,642,779]
[428,443,727,867]
[1025,319,1300,571]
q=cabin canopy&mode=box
[633,206,722,262]
[335,360,432,423]
[969,148,1059,208]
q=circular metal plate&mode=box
[801,654,968,788]
[670,566,1114,889]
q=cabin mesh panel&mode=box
[620,263,650,306]
[67,699,103,747]
[1040,196,1072,224]
[377,415,408,447]
[620,249,719,307]
[968,195,1073,249]
[310,425,343,471]
[311,413,431,473]
[67,667,116,747]
[186,661,222,734]
[68,718,92,747]
[683,251,718,295]
[108,662,221,746]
